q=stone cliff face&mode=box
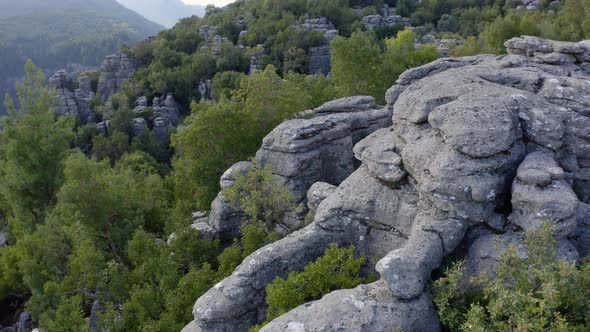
[49,70,96,123]
[97,53,139,103]
[183,36,590,332]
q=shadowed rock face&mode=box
[96,53,138,103]
[183,36,590,332]
[49,70,96,123]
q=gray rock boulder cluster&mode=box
[189,96,392,240]
[292,17,338,42]
[125,93,180,141]
[361,14,411,31]
[418,35,459,57]
[198,25,230,55]
[308,45,332,76]
[292,17,339,75]
[48,70,96,123]
[96,53,138,103]
[183,36,590,332]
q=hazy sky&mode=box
[182,0,235,6]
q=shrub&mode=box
[224,162,294,226]
[250,244,367,331]
[433,227,590,331]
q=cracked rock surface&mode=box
[184,36,590,332]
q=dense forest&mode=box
[0,0,163,114]
[0,0,589,331]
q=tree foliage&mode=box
[434,227,590,331]
[250,244,368,331]
[331,28,439,104]
[0,61,74,236]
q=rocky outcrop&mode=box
[97,53,138,102]
[199,25,230,55]
[361,14,410,31]
[192,96,392,241]
[184,36,590,332]
[291,17,338,75]
[308,45,331,76]
[49,70,96,123]
[151,94,180,142]
[292,17,338,42]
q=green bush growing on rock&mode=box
[433,227,590,331]
[225,162,294,227]
[250,244,367,331]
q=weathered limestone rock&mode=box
[184,36,590,332]
[199,80,213,101]
[153,117,173,142]
[97,53,138,102]
[292,17,338,41]
[75,75,96,123]
[130,118,148,137]
[154,93,180,126]
[306,182,337,212]
[291,18,337,75]
[463,232,579,285]
[49,70,79,117]
[49,70,96,123]
[191,96,392,240]
[208,161,253,240]
[261,281,440,332]
[16,312,30,332]
[509,152,579,239]
[572,203,590,257]
[89,300,105,332]
[97,120,110,136]
[361,14,410,31]
[308,45,331,76]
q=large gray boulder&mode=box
[194,96,392,240]
[96,53,138,102]
[49,70,79,117]
[184,36,590,332]
[48,70,96,123]
[261,281,440,332]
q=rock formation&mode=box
[190,95,392,240]
[128,93,180,141]
[308,46,332,76]
[48,70,96,123]
[361,14,410,31]
[291,17,339,76]
[183,36,590,332]
[97,53,138,102]
[152,94,180,141]
[292,17,338,42]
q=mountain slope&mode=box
[0,0,164,113]
[115,0,206,28]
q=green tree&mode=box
[224,162,294,226]
[0,60,74,236]
[251,245,368,331]
[172,65,333,219]
[438,14,459,32]
[331,32,384,101]
[283,47,308,74]
[92,131,131,163]
[434,227,590,331]
[211,71,245,101]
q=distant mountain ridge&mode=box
[0,0,164,113]
[116,0,206,28]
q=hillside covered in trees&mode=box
[0,0,590,331]
[0,0,164,114]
